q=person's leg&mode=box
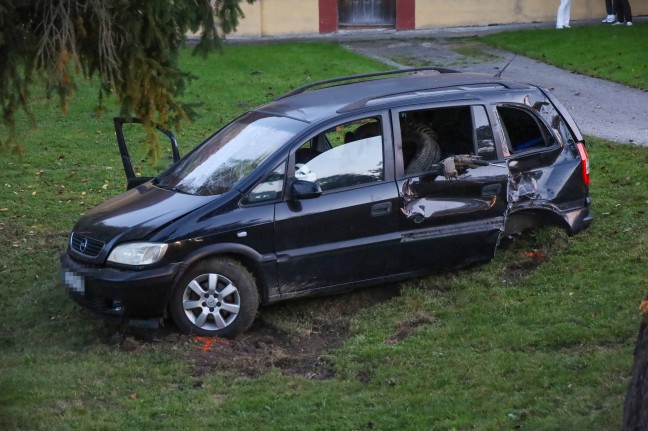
[605,0,613,14]
[622,0,633,23]
[602,0,616,22]
[557,0,570,28]
[614,0,625,23]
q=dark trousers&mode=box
[614,0,633,22]
[605,0,613,14]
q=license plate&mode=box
[62,269,85,294]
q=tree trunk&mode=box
[623,299,648,431]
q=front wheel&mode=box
[169,258,259,338]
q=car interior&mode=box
[292,103,556,188]
[497,105,555,154]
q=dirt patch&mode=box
[104,284,402,380]
[188,320,345,379]
[499,227,570,283]
[500,249,547,283]
[385,314,436,345]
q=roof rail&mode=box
[273,67,461,101]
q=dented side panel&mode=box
[507,144,591,233]
[491,89,592,234]
[397,165,509,272]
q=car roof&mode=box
[255,70,534,123]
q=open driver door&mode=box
[113,117,181,190]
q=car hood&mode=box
[72,182,216,244]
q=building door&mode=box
[338,0,396,27]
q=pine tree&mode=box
[0,0,252,160]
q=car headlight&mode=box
[107,242,168,266]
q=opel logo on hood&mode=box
[79,238,88,253]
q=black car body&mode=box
[61,69,592,337]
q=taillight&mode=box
[576,142,590,187]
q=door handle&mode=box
[371,202,392,217]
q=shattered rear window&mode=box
[525,91,576,146]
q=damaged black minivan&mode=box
[61,68,592,338]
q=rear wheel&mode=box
[169,258,259,338]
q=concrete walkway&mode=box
[230,18,648,146]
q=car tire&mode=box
[169,258,259,338]
[403,123,441,175]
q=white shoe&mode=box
[627,22,633,26]
[556,25,564,29]
[603,15,616,23]
[612,21,623,26]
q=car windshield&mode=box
[156,112,307,196]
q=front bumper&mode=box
[60,252,181,324]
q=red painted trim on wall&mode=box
[396,0,415,30]
[319,0,338,33]
[320,0,412,33]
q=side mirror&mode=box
[290,180,322,200]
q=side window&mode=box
[242,162,286,204]
[497,106,556,154]
[522,90,576,147]
[294,117,384,192]
[472,106,497,161]
[397,106,475,176]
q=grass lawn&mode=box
[1,36,647,430]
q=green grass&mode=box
[1,38,647,430]
[482,23,648,90]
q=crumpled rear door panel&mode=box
[398,164,509,272]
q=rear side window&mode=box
[396,105,496,176]
[497,106,556,154]
[523,90,578,147]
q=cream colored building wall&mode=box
[234,0,319,37]
[231,0,648,36]
[416,0,648,28]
